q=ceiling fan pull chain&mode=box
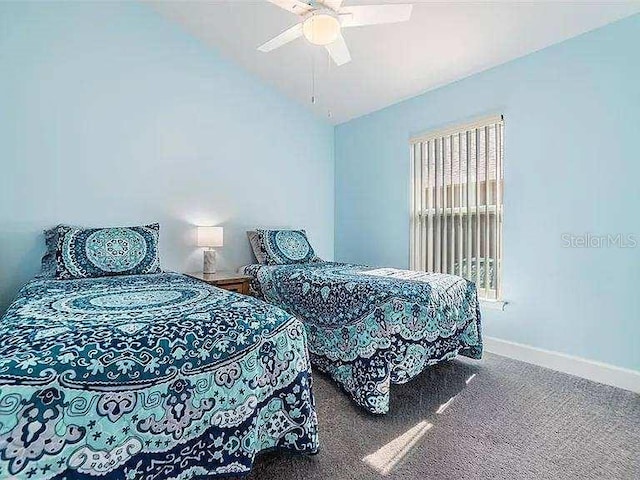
[311,50,316,104]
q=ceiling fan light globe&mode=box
[302,13,341,46]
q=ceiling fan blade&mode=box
[267,0,314,16]
[325,33,351,66]
[317,0,343,11]
[340,4,413,28]
[258,23,303,52]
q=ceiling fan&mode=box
[258,0,414,66]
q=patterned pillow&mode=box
[247,230,268,264]
[254,229,318,265]
[37,226,61,278]
[54,223,161,279]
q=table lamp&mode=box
[197,226,223,274]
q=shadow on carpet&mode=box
[245,353,639,480]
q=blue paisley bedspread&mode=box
[0,273,318,480]
[241,262,482,414]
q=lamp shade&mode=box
[197,226,223,248]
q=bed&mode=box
[0,272,319,479]
[241,262,482,414]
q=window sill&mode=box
[480,299,508,311]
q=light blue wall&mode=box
[0,1,334,311]
[335,14,640,371]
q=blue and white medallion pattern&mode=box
[242,262,482,414]
[274,230,311,260]
[84,227,148,272]
[0,273,318,479]
[54,224,162,279]
[254,229,318,265]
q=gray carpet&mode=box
[246,353,639,480]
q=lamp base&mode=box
[203,249,217,274]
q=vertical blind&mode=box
[410,115,504,300]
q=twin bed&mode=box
[0,225,482,479]
[0,273,318,480]
[241,262,482,414]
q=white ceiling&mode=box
[149,1,640,124]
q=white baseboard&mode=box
[484,336,640,393]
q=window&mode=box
[410,115,504,300]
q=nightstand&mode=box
[185,271,252,295]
